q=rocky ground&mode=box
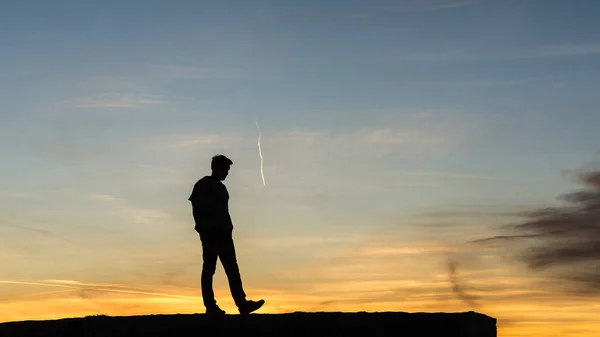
[0,311,497,337]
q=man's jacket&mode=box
[188,176,234,232]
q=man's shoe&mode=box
[205,306,226,315]
[238,299,265,315]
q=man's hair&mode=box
[211,154,233,170]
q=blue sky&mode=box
[1,1,600,335]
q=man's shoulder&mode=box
[189,176,212,201]
[196,176,212,183]
[195,176,219,187]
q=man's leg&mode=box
[218,232,247,308]
[199,230,220,309]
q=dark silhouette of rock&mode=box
[0,311,496,337]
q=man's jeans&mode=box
[199,227,246,308]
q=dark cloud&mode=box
[470,234,543,243]
[447,259,482,310]
[474,168,600,294]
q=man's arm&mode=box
[189,180,213,213]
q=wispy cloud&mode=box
[89,194,119,202]
[268,123,472,156]
[272,124,467,149]
[57,63,239,109]
[428,76,554,88]
[0,191,32,199]
[62,93,166,109]
[42,280,85,286]
[165,134,234,147]
[143,65,241,80]
[355,127,449,145]
[0,279,195,300]
[0,224,72,242]
[381,43,600,63]
[90,194,170,225]
[67,76,149,92]
[422,0,478,11]
[267,131,327,144]
[353,245,459,257]
[518,43,600,59]
[266,0,478,21]
[391,170,496,181]
[145,107,478,156]
[153,132,242,149]
[249,235,361,249]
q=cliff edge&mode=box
[0,311,497,337]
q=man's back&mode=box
[189,176,233,232]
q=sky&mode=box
[1,0,600,335]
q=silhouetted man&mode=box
[189,154,265,315]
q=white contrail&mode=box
[255,120,266,187]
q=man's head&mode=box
[211,154,233,181]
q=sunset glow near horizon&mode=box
[1,1,600,336]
